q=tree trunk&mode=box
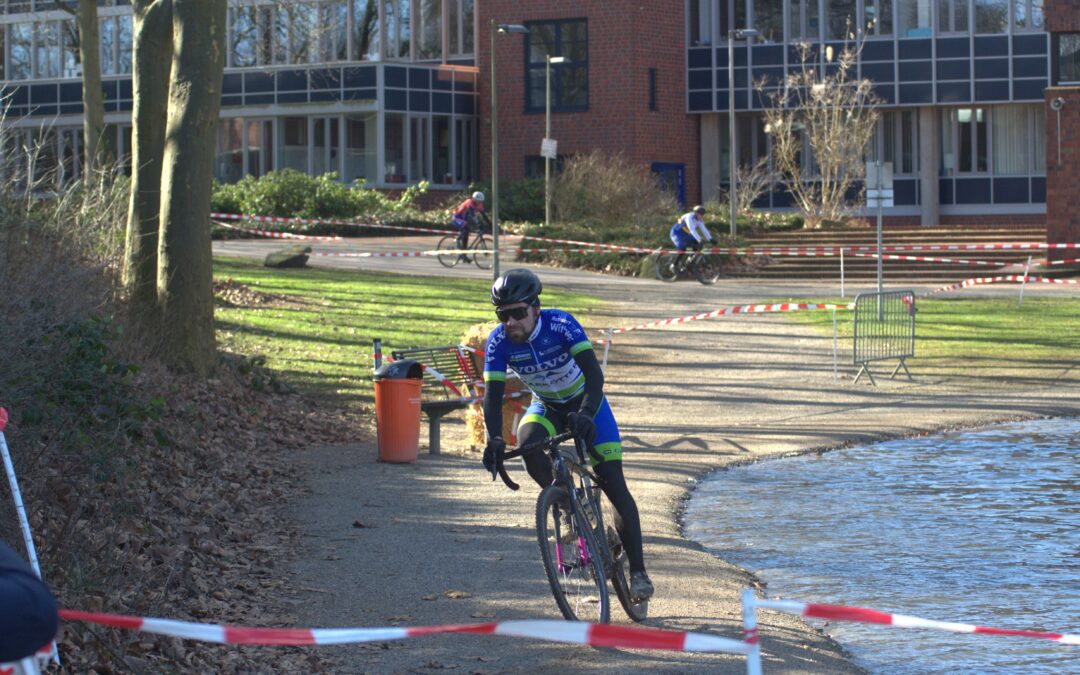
[124,0,172,322]
[156,0,225,375]
[76,0,106,172]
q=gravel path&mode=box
[250,245,1080,674]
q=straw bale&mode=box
[462,322,532,450]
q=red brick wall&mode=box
[1046,0,1080,31]
[478,1,700,204]
[1045,87,1080,260]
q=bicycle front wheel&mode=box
[436,234,461,268]
[536,485,610,623]
[607,525,648,622]
[655,252,681,282]
[471,235,493,270]
[693,253,721,285]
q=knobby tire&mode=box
[436,234,462,268]
[536,485,610,623]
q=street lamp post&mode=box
[727,28,758,239]
[544,54,566,229]
[489,21,529,279]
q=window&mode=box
[938,0,969,33]
[649,67,657,111]
[433,116,450,183]
[280,117,308,172]
[448,0,474,57]
[417,0,441,60]
[896,0,932,38]
[384,113,406,182]
[689,0,712,46]
[8,23,31,80]
[791,0,820,40]
[354,0,380,60]
[525,19,588,112]
[753,3,782,43]
[1057,33,1080,85]
[61,20,79,78]
[974,0,1007,34]
[317,1,348,63]
[1014,0,1044,31]
[230,6,259,67]
[524,154,567,179]
[408,116,429,180]
[868,110,918,174]
[384,0,411,59]
[992,105,1044,175]
[941,107,987,174]
[454,117,476,183]
[826,0,857,40]
[216,118,244,183]
[345,113,377,184]
[863,0,893,36]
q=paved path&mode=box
[214,237,1080,673]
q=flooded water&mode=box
[684,417,1080,674]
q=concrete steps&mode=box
[735,226,1064,281]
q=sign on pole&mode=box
[865,161,894,207]
[540,138,557,159]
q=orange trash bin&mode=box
[373,359,424,463]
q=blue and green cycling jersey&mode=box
[483,309,594,404]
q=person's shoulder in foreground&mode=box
[0,540,59,663]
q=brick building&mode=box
[1045,0,1080,258]
[2,1,1075,241]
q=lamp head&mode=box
[734,28,759,40]
[497,23,529,34]
[548,55,567,64]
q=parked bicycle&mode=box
[499,431,647,623]
[437,214,493,270]
[655,248,721,285]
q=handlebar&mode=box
[496,431,574,491]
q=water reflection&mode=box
[684,417,1080,674]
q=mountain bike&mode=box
[437,217,493,270]
[498,431,648,623]
[655,248,721,285]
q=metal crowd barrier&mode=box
[853,290,915,385]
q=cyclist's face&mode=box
[497,302,537,342]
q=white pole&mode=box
[832,308,839,380]
[1019,254,1032,307]
[601,329,613,372]
[840,246,846,298]
[742,588,763,675]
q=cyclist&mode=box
[1,541,58,663]
[668,205,714,271]
[481,268,654,602]
[452,191,489,255]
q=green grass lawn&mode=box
[213,257,602,403]
[786,295,1080,382]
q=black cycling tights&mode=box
[521,449,646,575]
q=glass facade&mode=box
[0,1,478,191]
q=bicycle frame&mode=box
[549,443,612,574]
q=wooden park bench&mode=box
[388,344,484,455]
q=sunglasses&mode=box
[495,305,531,323]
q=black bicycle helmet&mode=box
[491,268,542,306]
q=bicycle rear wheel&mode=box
[536,485,610,623]
[436,234,462,268]
[655,252,681,282]
[606,525,648,622]
[693,253,721,285]
[471,235,493,270]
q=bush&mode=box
[210,170,427,224]
[552,151,677,231]
[459,177,545,224]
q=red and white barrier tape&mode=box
[310,249,492,258]
[602,302,853,340]
[849,252,1003,266]
[1046,258,1080,266]
[211,212,458,237]
[57,609,753,653]
[214,220,344,241]
[382,356,466,398]
[924,275,1080,297]
[0,407,6,432]
[750,598,1080,645]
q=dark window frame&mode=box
[524,153,568,179]
[1053,32,1080,85]
[523,18,588,113]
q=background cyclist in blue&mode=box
[481,268,653,601]
[668,204,715,268]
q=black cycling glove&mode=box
[566,412,597,447]
[482,437,506,480]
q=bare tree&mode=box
[721,157,775,219]
[51,0,108,173]
[760,35,879,228]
